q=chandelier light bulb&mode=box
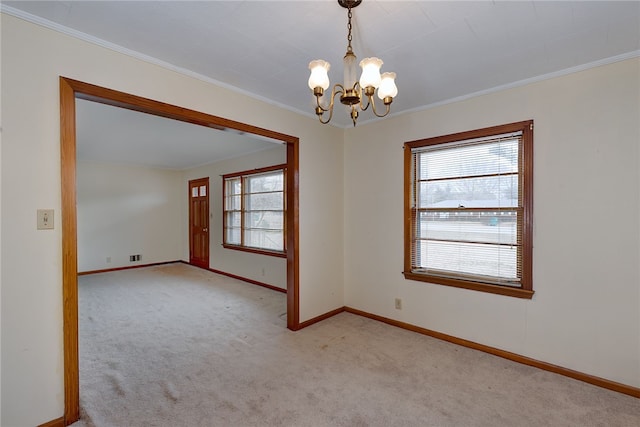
[359,57,383,89]
[378,72,398,100]
[308,60,331,90]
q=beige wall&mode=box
[344,58,640,389]
[182,145,287,290]
[2,9,639,427]
[1,14,344,426]
[77,161,183,272]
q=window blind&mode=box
[410,132,523,286]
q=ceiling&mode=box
[76,99,283,170]
[3,1,639,167]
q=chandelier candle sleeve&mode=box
[378,72,398,102]
[308,60,331,91]
[359,57,383,89]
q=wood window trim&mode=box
[223,164,287,256]
[403,120,534,299]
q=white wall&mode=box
[181,145,287,289]
[4,9,636,427]
[77,161,183,272]
[0,14,344,426]
[344,58,640,388]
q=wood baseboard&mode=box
[207,267,287,293]
[78,260,180,276]
[179,261,287,294]
[343,306,640,399]
[297,306,346,329]
[38,416,65,427]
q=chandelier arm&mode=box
[318,108,334,124]
[315,84,344,123]
[359,93,371,112]
[369,95,392,118]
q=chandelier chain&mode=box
[346,7,353,53]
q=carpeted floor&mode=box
[73,263,639,426]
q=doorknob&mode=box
[203,228,208,232]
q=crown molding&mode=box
[3,5,638,130]
[0,5,318,122]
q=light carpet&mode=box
[72,263,639,426]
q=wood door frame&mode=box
[188,177,210,269]
[60,77,300,425]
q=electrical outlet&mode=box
[395,298,402,310]
[106,257,111,263]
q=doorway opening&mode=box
[60,76,300,424]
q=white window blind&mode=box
[410,131,524,286]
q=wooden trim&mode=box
[78,261,180,276]
[65,79,298,144]
[344,307,640,399]
[403,120,534,297]
[222,244,287,258]
[286,138,300,330]
[297,306,346,329]
[60,77,300,425]
[205,264,287,294]
[222,164,287,253]
[402,271,534,299]
[38,416,65,427]
[60,77,80,425]
[403,144,412,275]
[222,163,287,180]
[521,121,534,291]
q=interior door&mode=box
[189,177,210,269]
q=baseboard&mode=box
[343,306,640,399]
[78,260,180,276]
[298,306,346,329]
[37,416,65,427]
[208,267,287,293]
[179,261,287,294]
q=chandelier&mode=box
[307,0,398,127]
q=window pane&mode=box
[192,187,198,198]
[418,211,517,245]
[226,227,241,245]
[225,178,241,196]
[226,195,241,211]
[246,192,283,210]
[245,211,283,229]
[244,229,283,251]
[226,211,241,227]
[416,240,518,284]
[247,173,283,193]
[419,139,519,180]
[199,185,206,197]
[222,166,286,254]
[419,174,518,208]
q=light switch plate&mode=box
[37,209,54,230]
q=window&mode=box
[404,121,533,299]
[223,164,286,257]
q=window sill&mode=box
[403,271,534,299]
[222,244,287,258]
